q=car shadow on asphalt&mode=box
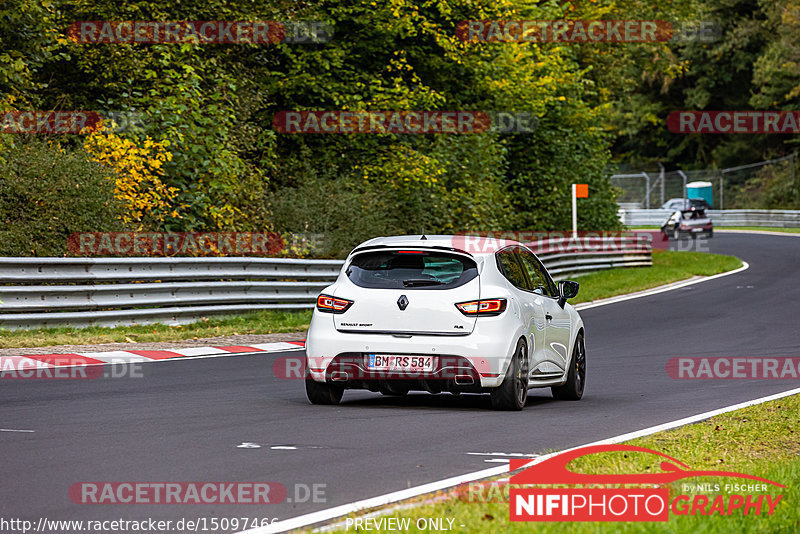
[339,391,557,411]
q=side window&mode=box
[519,250,557,297]
[496,248,527,290]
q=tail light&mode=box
[455,298,507,316]
[316,294,354,314]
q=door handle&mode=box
[545,313,553,321]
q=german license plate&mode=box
[367,354,434,372]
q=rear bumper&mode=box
[665,225,713,237]
[317,353,486,393]
[306,313,520,388]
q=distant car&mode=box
[661,198,711,211]
[305,235,586,411]
[661,208,713,239]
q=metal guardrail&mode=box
[0,258,341,329]
[0,239,651,329]
[541,252,652,276]
[0,257,343,283]
[619,209,800,227]
[531,236,652,277]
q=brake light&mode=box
[455,298,507,316]
[316,294,354,314]
[396,250,427,254]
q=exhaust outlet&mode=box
[331,371,349,382]
[454,374,474,385]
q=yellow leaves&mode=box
[208,204,242,230]
[361,145,448,193]
[84,129,178,230]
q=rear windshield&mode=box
[682,210,706,219]
[346,250,478,289]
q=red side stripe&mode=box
[127,350,186,360]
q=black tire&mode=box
[305,378,344,405]
[707,229,713,238]
[552,333,586,400]
[490,339,529,411]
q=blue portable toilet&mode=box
[686,181,713,207]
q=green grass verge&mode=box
[0,250,741,349]
[630,225,800,234]
[327,394,800,533]
[571,250,742,304]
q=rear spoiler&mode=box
[349,244,473,256]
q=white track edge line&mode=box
[575,260,749,310]
[715,229,800,237]
[239,385,800,534]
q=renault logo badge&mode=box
[397,295,409,311]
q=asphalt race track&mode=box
[1,232,799,530]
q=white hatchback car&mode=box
[305,235,586,410]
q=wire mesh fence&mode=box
[611,154,799,210]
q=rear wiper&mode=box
[402,279,445,287]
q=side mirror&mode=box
[557,280,580,308]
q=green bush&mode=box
[728,159,800,209]
[269,152,393,257]
[269,134,519,258]
[0,138,127,256]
